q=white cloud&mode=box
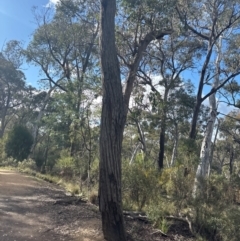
[45,0,60,8]
[50,0,60,4]
[218,101,235,115]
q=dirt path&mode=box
[0,169,104,241]
[0,169,195,241]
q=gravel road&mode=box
[0,169,103,241]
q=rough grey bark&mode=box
[99,0,127,240]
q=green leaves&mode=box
[5,125,33,162]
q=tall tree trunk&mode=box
[170,123,179,166]
[193,37,222,197]
[208,119,220,177]
[189,42,214,140]
[157,90,169,170]
[192,95,217,197]
[136,120,146,154]
[0,119,6,139]
[99,0,127,240]
[158,130,166,169]
[189,101,202,139]
[0,107,7,138]
[99,1,172,239]
[229,146,234,175]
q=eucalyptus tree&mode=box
[32,81,100,174]
[176,0,240,140]
[99,0,175,240]
[135,30,202,169]
[193,36,223,195]
[25,0,99,154]
[127,93,148,163]
[125,91,159,165]
[0,41,28,138]
[127,79,196,168]
[218,34,240,108]
[176,0,240,195]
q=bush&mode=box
[160,166,195,213]
[18,159,36,170]
[55,150,75,178]
[5,125,33,162]
[122,160,160,211]
[0,136,7,164]
[190,175,240,241]
[122,157,240,240]
[0,157,18,167]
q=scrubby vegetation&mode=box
[1,139,240,240]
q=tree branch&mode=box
[123,30,172,114]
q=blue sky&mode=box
[0,0,58,87]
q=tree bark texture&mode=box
[158,131,165,169]
[189,101,201,140]
[99,0,127,240]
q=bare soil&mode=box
[0,169,194,241]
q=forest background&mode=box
[1,0,240,240]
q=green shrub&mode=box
[122,156,240,241]
[161,166,195,213]
[158,168,240,240]
[0,136,7,164]
[55,150,75,178]
[190,175,240,241]
[5,125,33,162]
[0,157,18,167]
[122,160,160,210]
[219,206,240,241]
[18,159,36,170]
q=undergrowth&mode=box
[122,159,240,241]
[2,155,240,241]
[17,161,82,196]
